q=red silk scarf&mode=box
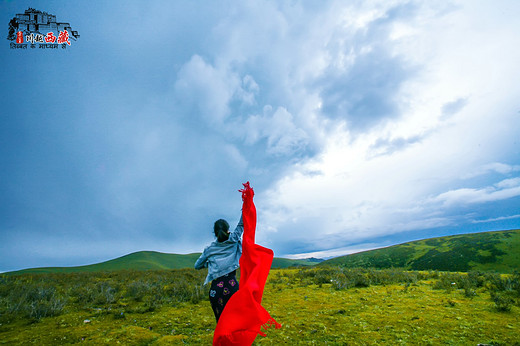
[213,182,281,345]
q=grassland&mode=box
[1,230,519,344]
[322,229,520,273]
[1,267,519,345]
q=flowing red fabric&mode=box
[213,182,281,345]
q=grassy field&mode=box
[1,267,519,345]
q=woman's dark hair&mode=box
[214,219,230,242]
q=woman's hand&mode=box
[239,181,254,201]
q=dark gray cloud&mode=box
[368,135,424,158]
[315,4,418,132]
[0,0,323,271]
[318,53,410,130]
[441,97,468,120]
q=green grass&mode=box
[1,267,519,344]
[322,229,520,273]
[263,279,519,345]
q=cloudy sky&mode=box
[1,1,519,272]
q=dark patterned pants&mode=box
[209,270,239,322]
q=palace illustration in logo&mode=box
[7,8,79,46]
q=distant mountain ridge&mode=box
[6,251,316,275]
[321,229,520,273]
[6,229,519,275]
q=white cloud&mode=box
[235,75,259,106]
[285,243,386,260]
[472,214,520,224]
[239,106,309,156]
[435,178,520,206]
[464,163,520,179]
[174,54,239,124]
[495,178,520,189]
[255,0,520,256]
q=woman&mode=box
[194,215,243,322]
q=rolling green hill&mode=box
[6,251,315,275]
[321,229,520,273]
[7,229,519,275]
[271,257,321,268]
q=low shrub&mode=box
[432,272,463,291]
[0,282,66,320]
[126,280,153,302]
[464,287,477,298]
[491,292,515,312]
[0,268,208,322]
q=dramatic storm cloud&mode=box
[1,0,519,271]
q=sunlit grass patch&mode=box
[258,278,519,345]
